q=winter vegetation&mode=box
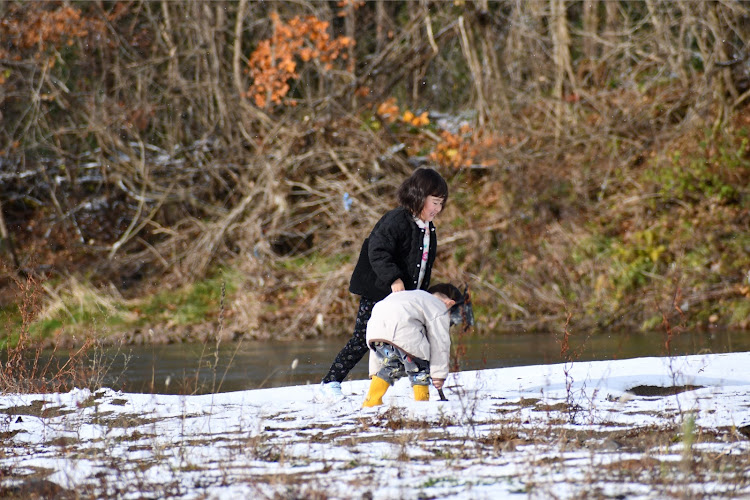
[0,1,748,346]
[1,352,750,499]
[1,3,750,498]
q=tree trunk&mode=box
[0,199,21,273]
[582,0,599,61]
[477,0,509,118]
[376,0,387,53]
[551,0,575,146]
[458,15,488,127]
[604,0,619,47]
[205,3,227,130]
[345,0,356,108]
[232,0,270,134]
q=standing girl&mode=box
[318,167,448,399]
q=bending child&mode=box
[317,168,448,401]
[362,283,469,407]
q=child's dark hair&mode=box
[397,167,448,216]
[428,283,463,302]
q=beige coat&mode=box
[366,290,451,380]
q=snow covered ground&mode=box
[2,352,749,499]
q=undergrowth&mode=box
[0,270,107,394]
[2,1,750,347]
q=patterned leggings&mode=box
[322,297,376,384]
[372,342,430,386]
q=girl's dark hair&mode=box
[427,283,463,302]
[396,167,448,216]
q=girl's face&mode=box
[419,195,445,222]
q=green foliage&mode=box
[420,476,457,488]
[20,281,130,340]
[33,304,126,336]
[34,318,65,338]
[682,412,696,461]
[571,233,611,265]
[1,269,243,341]
[139,272,238,326]
[606,228,669,296]
[277,252,351,274]
[645,136,749,204]
[0,333,20,351]
[640,314,663,332]
[453,245,468,265]
[359,112,381,132]
[729,299,750,328]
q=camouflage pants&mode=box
[371,342,430,387]
[322,297,376,384]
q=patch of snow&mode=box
[1,352,749,499]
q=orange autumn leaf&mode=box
[411,112,429,127]
[0,3,106,60]
[376,98,399,122]
[429,128,507,170]
[246,14,354,108]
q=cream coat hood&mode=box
[366,290,451,380]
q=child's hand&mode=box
[432,378,445,389]
[391,279,405,293]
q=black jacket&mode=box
[349,207,437,302]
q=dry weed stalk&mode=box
[0,271,101,394]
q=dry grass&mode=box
[0,272,105,394]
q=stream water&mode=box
[94,328,750,394]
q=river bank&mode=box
[1,3,749,349]
[28,328,750,396]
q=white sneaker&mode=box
[314,381,344,402]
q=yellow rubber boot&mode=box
[363,376,390,407]
[413,384,430,402]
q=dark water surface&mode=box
[98,329,750,394]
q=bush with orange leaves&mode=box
[375,98,400,123]
[430,126,514,170]
[431,127,476,169]
[374,97,519,170]
[0,3,106,62]
[336,0,365,16]
[376,98,429,127]
[246,13,355,108]
[402,110,430,127]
